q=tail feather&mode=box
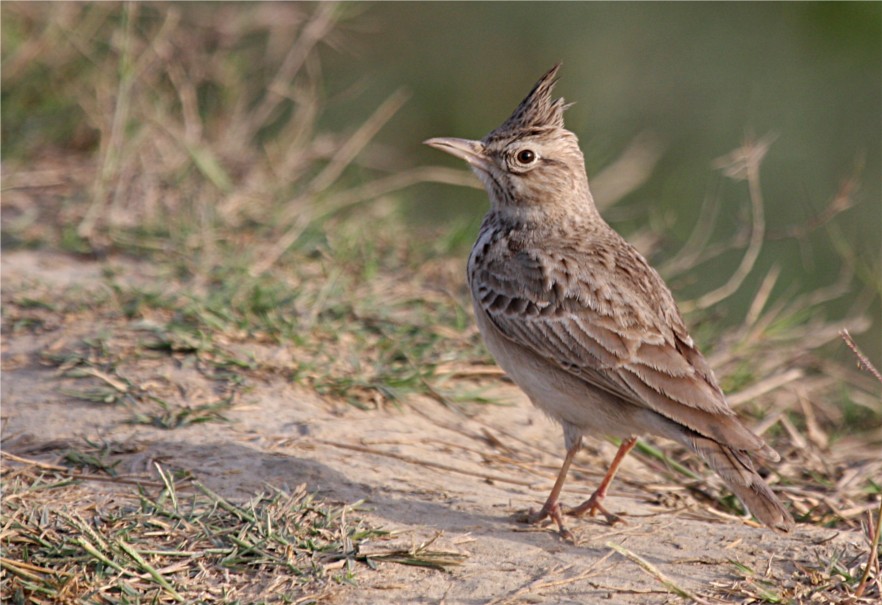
[726,477,795,533]
[691,436,794,532]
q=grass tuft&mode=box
[0,460,399,603]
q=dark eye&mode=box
[516,149,536,164]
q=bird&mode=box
[424,63,794,539]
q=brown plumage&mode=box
[425,64,793,537]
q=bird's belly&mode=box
[473,304,637,439]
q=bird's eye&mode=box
[515,149,537,164]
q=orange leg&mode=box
[566,436,638,524]
[525,441,580,540]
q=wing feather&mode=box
[471,235,766,449]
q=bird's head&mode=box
[425,64,594,219]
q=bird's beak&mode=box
[423,137,492,173]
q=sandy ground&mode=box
[1,250,868,604]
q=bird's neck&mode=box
[488,186,603,235]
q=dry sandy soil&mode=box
[1,249,870,604]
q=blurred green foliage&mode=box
[2,2,879,360]
[323,2,881,359]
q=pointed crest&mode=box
[486,63,567,140]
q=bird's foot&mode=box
[518,501,575,542]
[566,491,626,526]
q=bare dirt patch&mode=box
[2,249,878,604]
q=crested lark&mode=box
[425,64,794,538]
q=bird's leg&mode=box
[524,441,580,540]
[566,436,638,525]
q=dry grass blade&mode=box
[115,539,185,602]
[841,329,882,385]
[77,536,129,575]
[606,541,707,603]
[726,368,804,407]
[319,165,483,210]
[1,450,166,488]
[588,131,664,211]
[233,2,340,142]
[77,1,138,241]
[660,190,722,279]
[359,537,468,572]
[683,133,774,312]
[0,462,390,603]
[744,263,782,327]
[303,88,411,198]
[841,329,882,600]
[483,553,615,605]
[854,501,882,599]
[251,87,411,276]
[360,550,467,571]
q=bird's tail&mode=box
[689,435,794,532]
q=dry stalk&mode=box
[854,500,882,599]
[660,188,722,278]
[682,133,774,312]
[590,132,664,211]
[606,541,708,603]
[250,87,412,276]
[841,329,882,385]
[1,451,167,488]
[229,2,340,144]
[840,329,882,600]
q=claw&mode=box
[514,437,638,540]
[566,493,626,526]
[519,501,575,541]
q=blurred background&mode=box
[329,2,882,356]
[3,2,880,359]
